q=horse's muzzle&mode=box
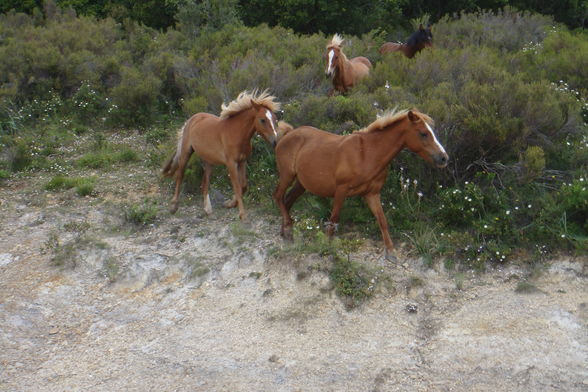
[434,153,449,168]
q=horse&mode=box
[379,24,433,59]
[273,109,448,259]
[325,34,372,96]
[162,90,281,220]
[277,120,294,141]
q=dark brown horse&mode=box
[163,90,281,220]
[273,109,448,259]
[379,25,433,58]
[325,34,372,95]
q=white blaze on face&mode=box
[265,110,277,137]
[327,49,335,75]
[426,123,447,154]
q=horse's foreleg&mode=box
[273,174,296,240]
[364,193,395,260]
[201,161,213,215]
[326,188,347,238]
[226,161,246,220]
[170,147,193,214]
[223,161,247,209]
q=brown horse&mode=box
[325,34,372,95]
[273,109,448,259]
[379,25,433,58]
[162,90,281,220]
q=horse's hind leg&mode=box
[200,161,213,215]
[284,180,306,210]
[326,188,347,238]
[170,146,193,214]
[273,173,297,240]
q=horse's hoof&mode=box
[384,250,398,263]
[281,227,293,241]
[223,200,237,209]
[170,204,178,214]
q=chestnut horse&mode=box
[379,25,433,58]
[273,109,448,259]
[162,90,281,220]
[325,34,372,95]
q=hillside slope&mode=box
[1,155,587,391]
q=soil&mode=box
[1,146,587,391]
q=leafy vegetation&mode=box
[45,175,96,196]
[1,0,585,33]
[124,199,159,226]
[1,4,587,275]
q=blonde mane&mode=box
[220,89,281,119]
[359,109,434,133]
[327,33,344,49]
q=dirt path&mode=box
[1,169,587,391]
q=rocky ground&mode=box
[1,141,587,391]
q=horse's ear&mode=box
[408,110,418,122]
[250,98,259,109]
[419,24,425,31]
[427,24,432,31]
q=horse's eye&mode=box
[260,118,266,124]
[420,132,428,139]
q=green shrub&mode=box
[114,147,139,163]
[330,254,374,309]
[125,199,158,225]
[107,66,162,128]
[45,175,96,196]
[76,152,111,169]
[75,178,95,196]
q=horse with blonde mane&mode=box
[325,34,372,95]
[273,109,448,259]
[163,90,281,220]
[379,24,433,58]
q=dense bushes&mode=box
[0,6,587,266]
[3,0,585,33]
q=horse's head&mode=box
[325,34,344,79]
[404,110,448,168]
[251,101,279,148]
[409,24,433,49]
[420,24,433,47]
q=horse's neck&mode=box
[361,124,406,165]
[335,56,351,85]
[226,108,256,141]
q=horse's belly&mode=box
[297,171,336,197]
[194,147,226,166]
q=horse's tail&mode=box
[277,121,295,141]
[162,120,189,178]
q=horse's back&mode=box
[186,112,219,132]
[350,57,372,79]
[379,42,402,54]
[277,126,341,164]
[184,112,226,164]
[351,56,372,68]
